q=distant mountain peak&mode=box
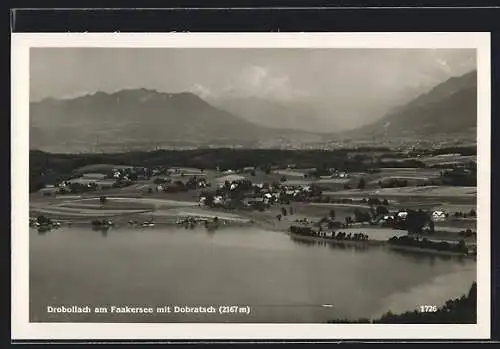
[30,87,324,152]
[344,70,477,138]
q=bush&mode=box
[357,178,366,190]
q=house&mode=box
[432,210,447,221]
[397,211,408,219]
[213,195,224,205]
[378,215,394,224]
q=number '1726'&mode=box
[419,305,437,312]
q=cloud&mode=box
[224,65,309,100]
[189,83,213,99]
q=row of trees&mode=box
[439,166,476,186]
[378,178,409,188]
[388,235,469,254]
[453,210,477,218]
[290,226,369,242]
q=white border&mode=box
[11,32,491,340]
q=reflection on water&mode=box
[91,225,111,237]
[30,226,476,323]
[290,235,371,253]
[387,246,469,266]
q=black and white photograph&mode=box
[11,33,491,340]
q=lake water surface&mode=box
[30,226,476,323]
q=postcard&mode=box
[11,32,491,340]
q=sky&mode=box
[30,48,476,130]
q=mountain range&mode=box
[29,70,477,152]
[344,70,477,138]
[29,89,323,152]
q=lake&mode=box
[30,226,476,323]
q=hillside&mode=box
[347,70,477,138]
[211,96,334,133]
[30,89,322,152]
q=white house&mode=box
[432,210,447,221]
[397,211,408,219]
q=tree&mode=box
[457,239,466,252]
[376,205,389,216]
[428,220,435,234]
[357,177,366,190]
[37,215,51,225]
[345,216,352,227]
[369,206,376,216]
[406,209,430,234]
[329,209,336,219]
[204,193,215,207]
[354,208,360,220]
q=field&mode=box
[323,186,476,199]
[30,158,477,242]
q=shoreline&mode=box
[288,232,476,258]
[287,232,386,246]
[30,198,477,258]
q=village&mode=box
[30,150,478,257]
